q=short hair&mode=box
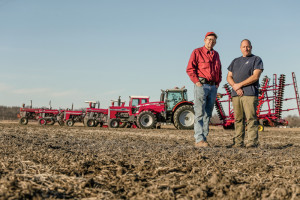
[241,39,252,47]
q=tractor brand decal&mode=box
[110,108,130,111]
[142,103,163,106]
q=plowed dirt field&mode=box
[0,122,299,199]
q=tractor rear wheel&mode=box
[66,119,74,127]
[173,105,194,129]
[86,119,96,127]
[108,119,119,128]
[137,111,157,129]
[19,117,28,125]
[38,118,47,126]
[47,118,55,125]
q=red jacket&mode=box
[186,46,222,86]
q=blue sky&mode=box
[0,0,299,116]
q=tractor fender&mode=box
[172,101,193,113]
[137,102,165,115]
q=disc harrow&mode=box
[213,72,299,131]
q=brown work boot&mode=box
[195,141,209,148]
[226,143,244,148]
[246,143,259,148]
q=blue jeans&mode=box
[194,84,217,143]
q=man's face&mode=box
[204,35,216,50]
[240,41,252,57]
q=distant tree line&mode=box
[284,115,300,127]
[0,105,20,120]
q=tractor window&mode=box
[167,92,182,111]
[141,99,148,104]
[132,99,139,107]
[184,92,187,100]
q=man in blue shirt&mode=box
[227,39,263,148]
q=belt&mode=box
[199,77,216,85]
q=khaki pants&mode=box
[232,96,259,146]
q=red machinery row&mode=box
[214,72,300,131]
[18,88,195,129]
[18,73,300,131]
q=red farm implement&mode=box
[256,72,300,130]
[214,84,235,129]
[83,101,108,127]
[108,96,150,128]
[214,72,300,131]
[36,108,65,126]
[18,101,40,125]
[60,104,85,127]
[135,87,194,129]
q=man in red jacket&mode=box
[186,32,222,148]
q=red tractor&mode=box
[18,101,40,125]
[135,88,194,129]
[83,101,108,127]
[59,104,85,127]
[37,108,65,126]
[63,109,84,127]
[108,96,150,128]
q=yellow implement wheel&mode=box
[258,124,264,132]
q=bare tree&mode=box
[0,106,20,120]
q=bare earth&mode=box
[0,122,299,199]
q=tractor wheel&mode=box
[47,118,55,125]
[66,119,74,127]
[119,122,128,128]
[173,105,194,130]
[94,121,99,127]
[86,119,96,127]
[223,123,235,130]
[258,124,264,132]
[156,123,161,129]
[108,119,119,128]
[19,117,28,125]
[137,111,157,129]
[38,118,47,126]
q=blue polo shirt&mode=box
[228,54,264,97]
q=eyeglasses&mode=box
[205,38,216,42]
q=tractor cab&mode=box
[129,96,150,114]
[160,88,188,111]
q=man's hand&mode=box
[196,82,202,87]
[232,83,242,91]
[236,88,244,96]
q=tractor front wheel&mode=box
[173,105,194,130]
[66,119,74,127]
[108,119,119,128]
[38,118,47,126]
[137,111,157,129]
[19,117,28,125]
[47,118,55,125]
[86,119,96,127]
